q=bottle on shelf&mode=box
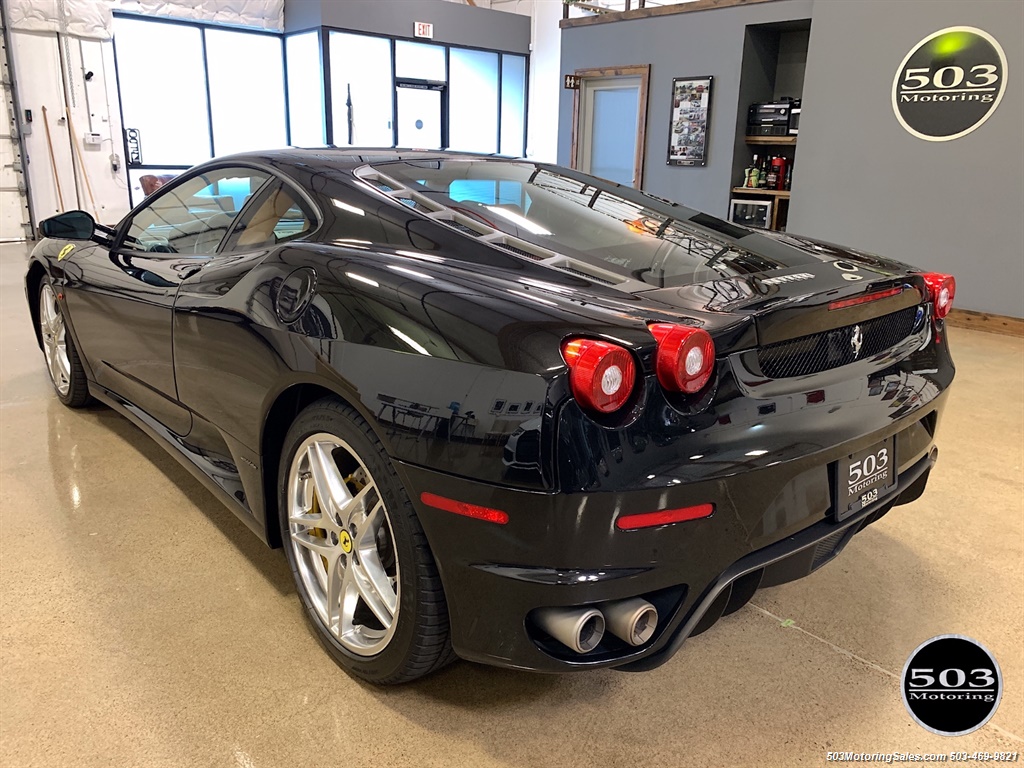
[771,156,787,190]
[784,162,793,191]
[745,154,760,188]
[765,156,779,190]
[757,155,769,188]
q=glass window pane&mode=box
[206,30,287,156]
[396,87,442,149]
[590,87,639,185]
[286,32,325,146]
[500,55,526,157]
[374,161,786,289]
[127,169,185,208]
[395,40,445,81]
[125,169,269,254]
[329,32,395,147]
[113,17,211,165]
[449,180,523,206]
[224,182,313,250]
[448,48,499,154]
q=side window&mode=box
[122,168,270,254]
[223,181,315,251]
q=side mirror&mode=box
[38,211,96,241]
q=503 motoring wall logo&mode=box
[901,635,1003,736]
[892,27,1008,141]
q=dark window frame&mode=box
[112,12,530,202]
[113,164,274,256]
[111,160,321,257]
[315,25,532,156]
[112,11,290,206]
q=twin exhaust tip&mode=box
[533,598,658,655]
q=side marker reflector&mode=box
[616,503,715,531]
[420,492,509,525]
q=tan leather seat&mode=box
[237,187,307,247]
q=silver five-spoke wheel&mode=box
[39,283,70,396]
[287,433,400,656]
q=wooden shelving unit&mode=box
[732,186,790,198]
[731,19,808,233]
[735,139,797,230]
[731,187,791,230]
[745,135,797,146]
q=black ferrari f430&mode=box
[27,150,955,683]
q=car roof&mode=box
[212,147,507,172]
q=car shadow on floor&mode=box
[353,525,946,767]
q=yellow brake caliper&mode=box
[310,472,366,572]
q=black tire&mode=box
[37,278,91,408]
[278,397,457,684]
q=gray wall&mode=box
[283,0,322,32]
[284,0,531,54]
[558,0,813,217]
[791,0,1023,317]
[559,0,1024,316]
[774,29,808,99]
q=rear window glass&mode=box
[369,159,789,288]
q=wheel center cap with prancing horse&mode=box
[339,530,353,554]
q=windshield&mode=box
[368,159,789,288]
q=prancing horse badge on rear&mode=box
[851,325,864,357]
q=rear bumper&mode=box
[395,400,944,673]
[621,447,935,672]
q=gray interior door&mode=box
[577,76,642,188]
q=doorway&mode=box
[571,65,650,189]
[395,83,444,150]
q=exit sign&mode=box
[414,21,434,39]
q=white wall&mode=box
[12,31,131,227]
[491,0,561,162]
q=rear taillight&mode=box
[648,323,715,394]
[561,338,636,414]
[921,273,956,319]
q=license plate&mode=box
[834,436,896,521]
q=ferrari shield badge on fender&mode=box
[57,244,75,261]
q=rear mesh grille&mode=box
[496,244,545,261]
[559,267,616,285]
[447,221,483,236]
[757,306,919,379]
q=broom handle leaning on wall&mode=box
[40,106,65,211]
[65,108,99,220]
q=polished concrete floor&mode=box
[1,241,1021,767]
